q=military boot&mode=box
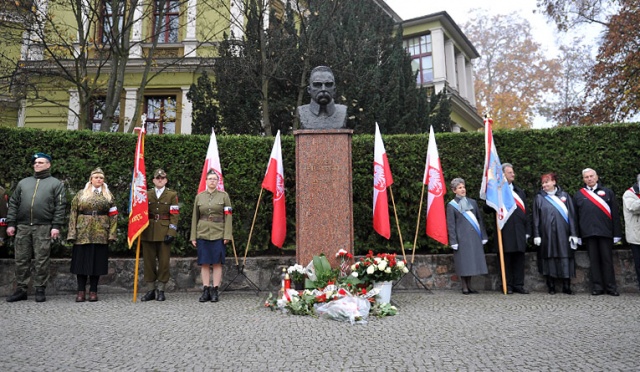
[35,287,46,302]
[211,286,219,302]
[199,286,211,302]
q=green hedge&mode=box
[0,124,639,258]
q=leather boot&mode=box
[156,291,165,301]
[76,291,86,302]
[546,277,556,295]
[88,292,98,302]
[35,287,46,303]
[562,279,573,295]
[199,286,211,302]
[141,290,156,302]
[211,286,219,302]
[6,289,27,302]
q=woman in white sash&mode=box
[446,178,488,294]
[532,172,579,294]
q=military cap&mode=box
[153,169,167,178]
[32,152,52,164]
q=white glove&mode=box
[482,240,488,245]
[526,234,530,240]
[614,237,622,244]
[533,237,541,246]
[569,236,578,250]
[451,244,458,250]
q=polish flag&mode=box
[424,126,448,245]
[198,128,224,193]
[373,123,394,239]
[127,126,149,248]
[261,131,286,248]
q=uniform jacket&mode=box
[7,173,66,229]
[573,183,622,239]
[190,189,232,241]
[141,187,179,242]
[67,192,118,244]
[622,184,640,245]
[533,186,577,259]
[0,186,8,242]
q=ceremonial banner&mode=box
[373,123,394,239]
[198,128,224,193]
[261,130,286,248]
[479,117,516,230]
[424,126,448,245]
[127,127,149,248]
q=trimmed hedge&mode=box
[0,124,638,258]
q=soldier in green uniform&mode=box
[0,185,8,247]
[6,152,66,303]
[140,169,179,302]
[190,170,232,302]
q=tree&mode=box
[0,0,222,131]
[186,71,219,135]
[201,0,442,136]
[463,11,561,129]
[537,0,639,123]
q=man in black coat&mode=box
[573,168,622,296]
[498,164,530,294]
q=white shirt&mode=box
[155,187,165,199]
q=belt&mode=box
[150,214,171,221]
[80,210,108,216]
[200,215,224,223]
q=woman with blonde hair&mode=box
[67,168,118,302]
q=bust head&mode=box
[308,66,336,106]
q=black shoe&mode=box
[6,289,27,302]
[211,286,219,302]
[141,290,156,302]
[462,289,470,295]
[562,288,574,295]
[507,288,514,294]
[35,287,46,303]
[468,289,478,294]
[156,291,165,301]
[607,290,620,296]
[199,286,211,302]
[591,290,604,296]
[513,287,529,294]
[548,288,556,295]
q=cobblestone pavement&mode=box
[1,289,639,371]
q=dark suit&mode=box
[499,184,530,290]
[141,187,179,289]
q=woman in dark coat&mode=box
[67,168,118,302]
[532,172,578,294]
[446,178,488,294]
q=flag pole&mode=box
[496,216,508,295]
[244,188,264,266]
[411,183,427,264]
[388,186,406,262]
[132,238,141,302]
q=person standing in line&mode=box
[0,185,8,248]
[622,173,640,291]
[5,152,66,303]
[140,169,179,302]
[497,163,530,294]
[533,172,578,295]
[190,170,232,303]
[573,168,622,296]
[67,168,118,302]
[446,178,488,295]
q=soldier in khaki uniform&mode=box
[0,186,8,247]
[190,170,232,302]
[140,169,179,302]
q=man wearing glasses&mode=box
[140,169,180,302]
[6,152,65,302]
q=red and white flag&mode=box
[424,126,448,245]
[127,126,149,248]
[261,130,286,248]
[373,123,394,239]
[198,128,224,193]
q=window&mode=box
[101,0,124,44]
[403,34,433,85]
[144,96,176,134]
[91,98,120,132]
[154,0,180,43]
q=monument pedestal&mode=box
[295,129,354,267]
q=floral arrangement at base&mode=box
[264,251,399,323]
[351,250,409,283]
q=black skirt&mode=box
[70,243,109,275]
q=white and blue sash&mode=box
[544,194,569,225]
[449,200,481,238]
